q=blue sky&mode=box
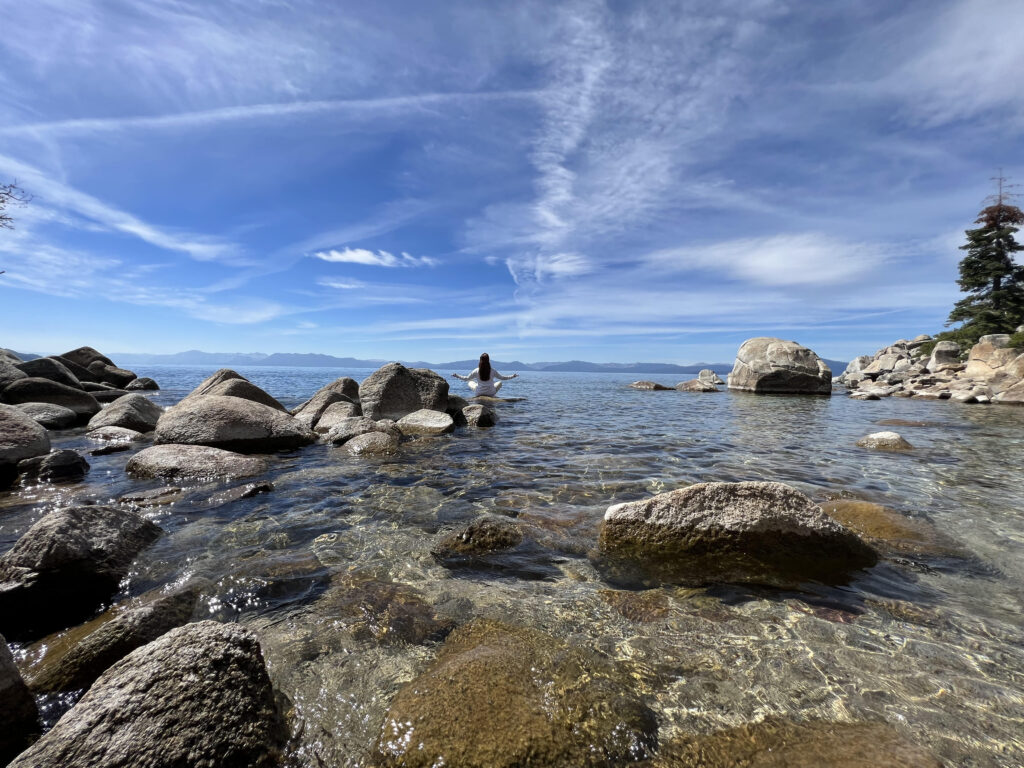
[1,0,1022,364]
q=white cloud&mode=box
[318,278,367,290]
[644,233,889,287]
[313,247,437,268]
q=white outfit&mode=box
[453,367,515,396]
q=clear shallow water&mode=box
[3,366,1024,766]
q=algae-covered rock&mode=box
[431,516,523,562]
[377,618,658,767]
[598,481,877,588]
[649,718,940,767]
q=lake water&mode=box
[3,366,1023,766]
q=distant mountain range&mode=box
[108,349,848,375]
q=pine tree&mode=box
[946,173,1024,344]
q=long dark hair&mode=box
[478,352,491,381]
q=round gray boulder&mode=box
[15,402,78,430]
[18,449,90,483]
[360,363,448,421]
[1,404,51,466]
[125,377,159,391]
[155,395,316,453]
[204,378,286,411]
[0,360,28,391]
[0,505,162,640]
[312,400,362,433]
[856,431,913,451]
[598,481,877,588]
[88,393,163,433]
[15,357,81,389]
[727,337,832,395]
[2,378,101,421]
[58,346,115,370]
[345,431,399,455]
[8,621,284,768]
[126,444,268,481]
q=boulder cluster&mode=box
[836,329,1024,404]
[631,368,724,392]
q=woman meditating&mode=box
[451,352,518,396]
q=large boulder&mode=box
[25,584,201,694]
[126,444,268,481]
[86,361,137,388]
[54,355,100,384]
[155,395,316,453]
[291,377,360,429]
[182,368,245,400]
[15,357,81,389]
[15,402,78,430]
[88,393,163,433]
[598,481,877,588]
[2,378,101,421]
[359,363,448,421]
[125,376,159,391]
[1,633,39,765]
[698,368,725,385]
[377,618,657,768]
[0,359,28,391]
[727,338,832,394]
[1,404,51,467]
[0,505,162,640]
[396,408,455,436]
[59,346,115,370]
[204,379,286,411]
[927,340,961,372]
[994,378,1024,404]
[312,400,361,433]
[324,416,389,445]
[8,621,285,768]
[964,334,1024,380]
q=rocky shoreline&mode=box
[0,341,996,766]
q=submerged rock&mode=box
[598,481,877,588]
[821,498,963,558]
[345,431,399,455]
[359,363,448,421]
[1,632,39,765]
[87,393,163,433]
[650,718,940,768]
[630,380,673,390]
[126,444,268,481]
[8,621,285,768]
[318,572,453,645]
[0,505,162,640]
[155,395,316,453]
[25,584,202,694]
[377,618,658,767]
[856,431,913,451]
[727,337,832,395]
[431,516,523,561]
[86,425,145,442]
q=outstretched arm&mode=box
[451,368,480,381]
[492,370,519,381]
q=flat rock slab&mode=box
[377,618,657,767]
[396,408,455,436]
[126,444,268,481]
[0,505,162,640]
[598,481,877,588]
[8,621,284,768]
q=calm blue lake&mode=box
[3,365,1023,766]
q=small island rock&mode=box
[856,431,913,450]
[727,337,832,395]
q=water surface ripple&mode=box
[3,366,1023,766]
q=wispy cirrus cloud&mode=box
[0,153,240,263]
[314,247,438,268]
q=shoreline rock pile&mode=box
[836,330,1024,404]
